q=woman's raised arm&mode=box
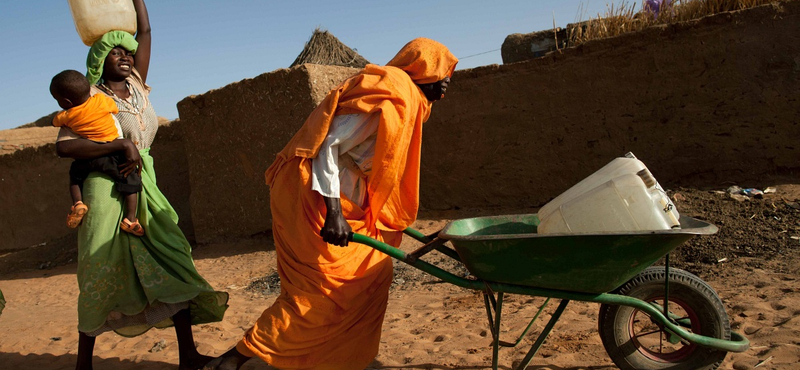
[132,0,152,83]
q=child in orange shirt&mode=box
[50,69,144,236]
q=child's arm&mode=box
[56,138,142,176]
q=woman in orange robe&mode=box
[205,38,457,370]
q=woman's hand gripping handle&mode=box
[320,196,352,247]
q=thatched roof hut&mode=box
[290,29,370,68]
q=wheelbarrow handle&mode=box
[348,231,483,290]
[348,232,411,263]
[347,228,434,243]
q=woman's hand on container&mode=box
[321,196,352,247]
[116,138,142,176]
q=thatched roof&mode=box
[290,29,369,68]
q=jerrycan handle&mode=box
[636,169,657,188]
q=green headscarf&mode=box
[86,31,139,85]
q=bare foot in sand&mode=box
[202,348,250,370]
[180,353,214,370]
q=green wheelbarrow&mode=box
[349,214,749,370]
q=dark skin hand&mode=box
[56,138,142,176]
[320,196,352,247]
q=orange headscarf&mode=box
[266,37,458,231]
[386,37,459,84]
[52,94,119,142]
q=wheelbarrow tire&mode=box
[598,266,731,370]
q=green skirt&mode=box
[0,289,5,316]
[77,148,228,337]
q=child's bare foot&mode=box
[67,201,88,228]
[120,218,145,236]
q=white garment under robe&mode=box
[311,113,379,207]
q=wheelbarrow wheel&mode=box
[598,266,730,370]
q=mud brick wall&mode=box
[0,122,194,252]
[0,144,72,251]
[420,2,800,211]
[0,126,59,155]
[3,3,797,250]
[148,121,196,243]
[177,64,358,243]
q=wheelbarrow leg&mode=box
[489,292,504,370]
[514,299,570,370]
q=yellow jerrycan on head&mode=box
[68,0,137,46]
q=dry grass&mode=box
[568,0,781,46]
[290,28,370,69]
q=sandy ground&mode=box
[0,187,798,370]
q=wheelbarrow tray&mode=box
[438,214,717,294]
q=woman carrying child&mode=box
[54,1,227,369]
[50,69,145,236]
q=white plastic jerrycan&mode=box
[537,153,681,234]
[68,0,137,46]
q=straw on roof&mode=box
[290,28,370,68]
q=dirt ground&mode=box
[0,184,797,370]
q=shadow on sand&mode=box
[368,361,616,370]
[0,351,281,370]
[0,226,275,281]
[0,352,173,370]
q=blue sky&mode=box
[0,0,612,130]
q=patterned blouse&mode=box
[57,68,159,150]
